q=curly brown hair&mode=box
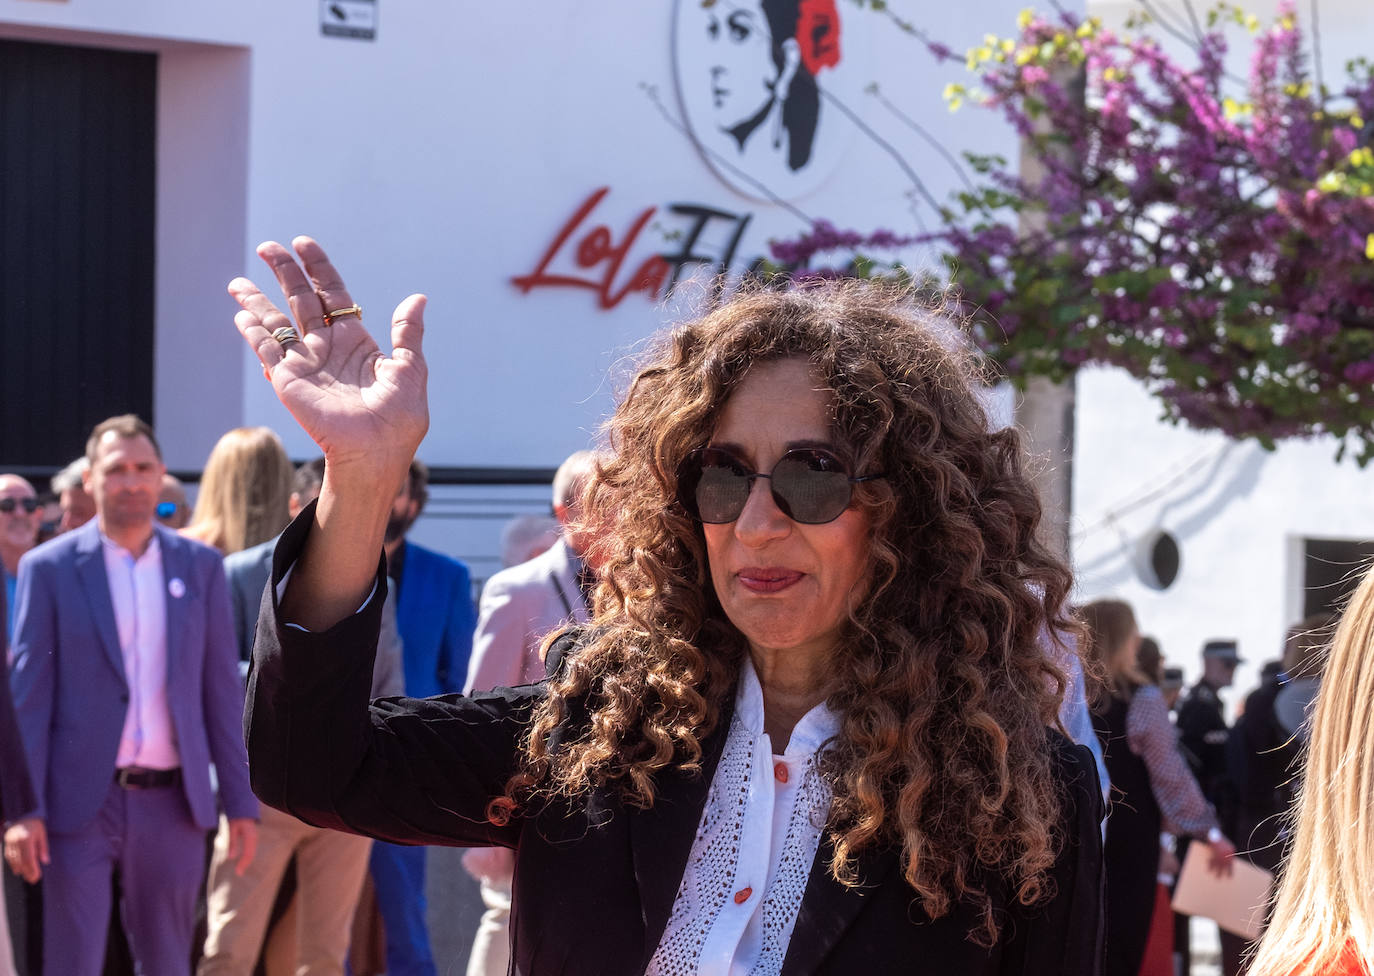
[492,280,1078,945]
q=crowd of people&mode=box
[0,415,608,976]
[0,242,1370,976]
[1079,599,1334,976]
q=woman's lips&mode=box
[736,568,804,594]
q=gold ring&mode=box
[322,304,362,327]
[271,326,302,347]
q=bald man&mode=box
[0,477,39,976]
[0,476,43,641]
[461,450,604,976]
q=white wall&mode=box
[1072,366,1374,706]
[7,0,1357,645]
[1,0,1066,569]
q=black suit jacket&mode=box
[246,512,1104,975]
[0,582,38,824]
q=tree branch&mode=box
[869,88,979,195]
[1310,0,1327,97]
[819,89,938,228]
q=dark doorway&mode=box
[1302,538,1374,618]
[0,38,156,467]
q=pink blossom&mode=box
[768,2,1374,458]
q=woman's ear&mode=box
[772,37,802,95]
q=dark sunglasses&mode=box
[677,447,883,525]
[156,501,181,519]
[0,497,39,514]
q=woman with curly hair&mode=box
[230,238,1104,974]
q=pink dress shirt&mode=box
[102,532,180,770]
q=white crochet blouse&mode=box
[646,658,840,976]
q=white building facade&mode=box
[1,0,1364,699]
[0,0,1053,584]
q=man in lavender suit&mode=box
[3,415,258,976]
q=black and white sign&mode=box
[321,0,376,40]
[672,0,867,201]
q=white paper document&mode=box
[1171,844,1274,941]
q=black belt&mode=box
[114,767,181,790]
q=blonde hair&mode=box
[184,427,293,555]
[1283,613,1336,680]
[1248,572,1372,976]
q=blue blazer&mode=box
[393,541,474,698]
[8,520,257,833]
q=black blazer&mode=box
[246,513,1104,975]
[0,582,38,824]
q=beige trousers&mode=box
[464,877,512,976]
[198,806,372,976]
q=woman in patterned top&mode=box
[1249,569,1374,976]
[231,238,1104,974]
[1081,599,1235,976]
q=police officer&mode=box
[1178,639,1242,817]
[1175,638,1243,976]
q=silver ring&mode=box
[272,326,302,348]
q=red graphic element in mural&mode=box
[796,0,841,76]
[513,187,756,311]
[511,187,670,310]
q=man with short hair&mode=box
[199,457,403,976]
[0,476,42,641]
[461,450,603,976]
[370,458,475,976]
[1161,666,1185,711]
[4,415,258,976]
[50,456,94,533]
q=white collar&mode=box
[734,654,842,758]
[99,526,161,562]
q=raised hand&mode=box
[229,237,429,477]
[229,237,430,628]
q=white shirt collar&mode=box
[734,653,842,758]
[99,526,161,563]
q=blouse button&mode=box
[733,887,753,905]
[774,762,789,784]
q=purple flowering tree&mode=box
[769,2,1374,460]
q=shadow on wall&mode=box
[1075,442,1268,593]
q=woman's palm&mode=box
[229,237,429,471]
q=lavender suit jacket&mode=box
[8,519,256,832]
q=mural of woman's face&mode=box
[672,0,854,199]
[704,3,792,132]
